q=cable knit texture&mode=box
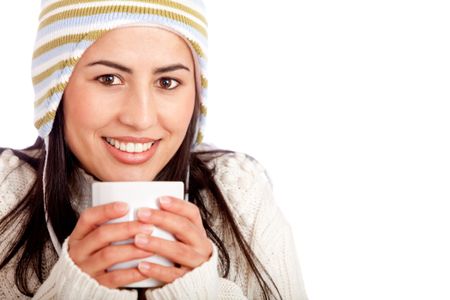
[0,147,307,299]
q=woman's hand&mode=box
[68,202,155,288]
[134,196,213,284]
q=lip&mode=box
[103,138,160,165]
[105,136,160,143]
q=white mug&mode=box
[92,181,184,288]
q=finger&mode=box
[70,202,129,241]
[96,268,147,289]
[158,196,204,229]
[79,244,154,276]
[137,208,206,248]
[134,234,208,268]
[137,261,189,284]
[72,221,154,260]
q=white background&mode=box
[1,1,450,299]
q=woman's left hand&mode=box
[134,196,213,284]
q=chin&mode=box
[108,173,154,182]
[89,168,153,182]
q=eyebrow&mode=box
[86,60,191,74]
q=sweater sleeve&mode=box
[0,150,138,300]
[33,238,138,300]
[144,152,308,300]
[144,240,247,300]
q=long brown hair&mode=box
[0,94,282,299]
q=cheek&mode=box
[64,88,112,142]
[160,92,196,135]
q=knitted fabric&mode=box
[32,0,208,146]
[0,149,308,299]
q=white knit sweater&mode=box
[0,147,307,299]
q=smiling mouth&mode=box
[103,137,159,153]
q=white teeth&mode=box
[105,137,154,153]
[126,143,134,152]
[135,143,143,152]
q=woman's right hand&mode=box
[68,201,154,288]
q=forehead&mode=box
[79,26,194,67]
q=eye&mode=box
[157,78,180,90]
[96,74,123,86]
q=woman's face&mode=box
[63,26,196,181]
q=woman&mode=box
[0,0,307,299]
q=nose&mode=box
[118,87,157,130]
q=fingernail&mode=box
[140,224,154,234]
[138,262,151,271]
[135,233,150,245]
[114,202,129,213]
[159,196,172,206]
[138,208,152,219]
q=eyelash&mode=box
[95,74,181,90]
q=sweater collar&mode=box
[72,167,98,214]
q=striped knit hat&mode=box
[32,0,208,147]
